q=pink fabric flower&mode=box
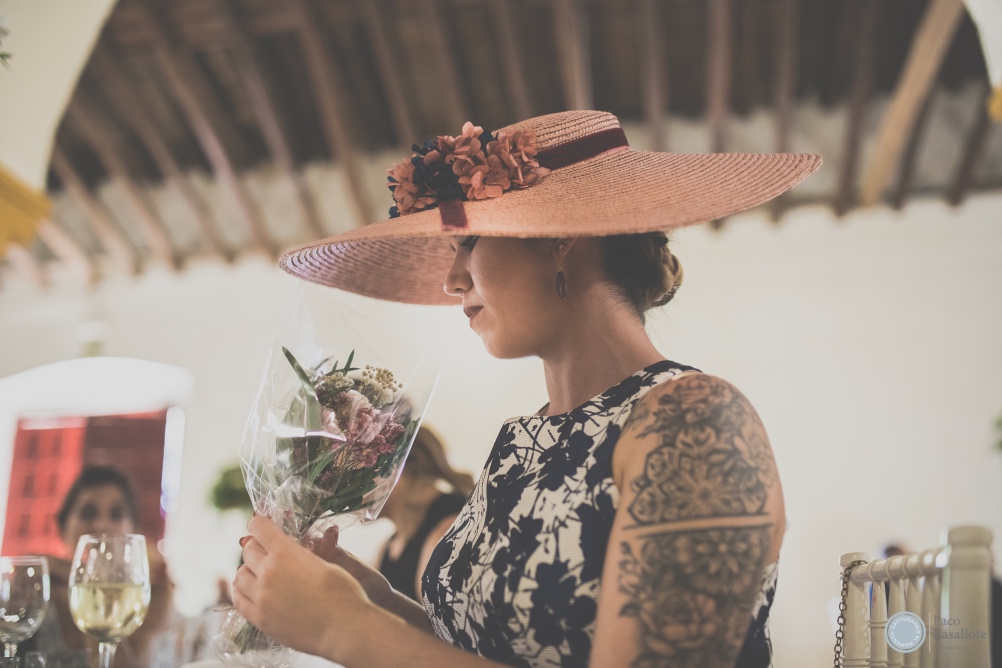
[487,128,550,187]
[459,153,511,200]
[387,160,435,215]
[387,122,552,215]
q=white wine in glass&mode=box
[0,556,50,658]
[69,535,150,668]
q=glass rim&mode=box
[0,555,49,566]
[76,533,146,542]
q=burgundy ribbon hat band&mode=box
[387,121,630,230]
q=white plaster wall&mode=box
[1,194,1000,665]
[0,0,117,189]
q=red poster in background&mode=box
[2,411,168,557]
[3,418,87,556]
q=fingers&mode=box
[232,565,258,608]
[248,515,292,550]
[231,580,258,626]
[311,525,342,563]
[241,539,268,573]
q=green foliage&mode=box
[0,20,11,68]
[995,410,1002,454]
[210,465,252,512]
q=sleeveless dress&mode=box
[422,360,778,667]
[378,492,468,602]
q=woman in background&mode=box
[378,426,475,602]
[25,466,175,667]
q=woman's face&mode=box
[60,484,135,554]
[444,235,565,359]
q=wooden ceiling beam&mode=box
[134,2,276,255]
[5,243,46,289]
[860,0,966,207]
[890,92,935,210]
[706,0,732,153]
[706,0,733,229]
[50,148,138,274]
[65,97,177,267]
[35,218,97,284]
[361,0,418,146]
[291,0,375,227]
[833,0,881,217]
[773,0,797,154]
[89,43,233,261]
[554,0,593,111]
[110,1,298,54]
[490,0,532,122]
[638,0,667,151]
[222,0,327,241]
[420,0,471,130]
[947,88,993,206]
[736,0,761,112]
[770,0,798,222]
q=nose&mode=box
[443,248,472,297]
[91,516,114,534]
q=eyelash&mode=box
[458,236,480,251]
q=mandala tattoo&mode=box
[619,526,772,668]
[618,375,779,667]
[626,374,776,526]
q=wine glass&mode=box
[0,556,50,658]
[68,535,150,668]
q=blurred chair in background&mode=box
[836,525,993,667]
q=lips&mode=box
[463,306,482,320]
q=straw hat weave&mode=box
[281,110,822,305]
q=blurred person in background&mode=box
[22,466,176,667]
[377,426,475,602]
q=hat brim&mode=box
[281,148,822,305]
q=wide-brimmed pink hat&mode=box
[281,110,821,305]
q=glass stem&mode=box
[2,642,15,657]
[98,641,118,668]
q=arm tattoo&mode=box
[619,526,771,668]
[626,375,776,525]
[618,376,779,667]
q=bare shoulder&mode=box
[613,371,782,527]
[590,372,786,666]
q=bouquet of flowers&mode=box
[217,284,438,667]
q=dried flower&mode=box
[386,121,551,217]
[487,128,550,187]
[459,154,511,200]
[388,160,435,215]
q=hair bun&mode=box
[600,232,684,318]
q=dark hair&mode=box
[404,426,475,497]
[600,232,684,321]
[56,466,138,532]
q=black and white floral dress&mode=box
[422,360,777,667]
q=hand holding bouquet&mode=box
[217,285,438,667]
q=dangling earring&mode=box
[555,246,567,300]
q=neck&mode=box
[540,288,664,416]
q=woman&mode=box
[25,466,175,667]
[378,426,475,602]
[233,110,820,667]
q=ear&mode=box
[553,237,579,262]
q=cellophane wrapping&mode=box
[216,283,439,667]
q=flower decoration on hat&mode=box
[387,122,551,217]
